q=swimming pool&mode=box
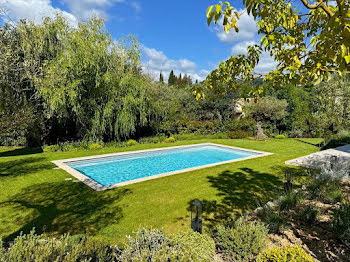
[52,143,272,190]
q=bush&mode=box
[138,134,167,144]
[121,228,215,262]
[169,231,215,262]
[275,134,286,139]
[172,133,206,141]
[227,130,253,139]
[121,228,168,261]
[43,145,60,152]
[298,206,319,223]
[331,202,350,246]
[256,245,314,262]
[0,230,117,261]
[224,118,256,132]
[164,136,176,143]
[257,207,287,234]
[126,139,138,146]
[279,191,302,211]
[308,180,344,204]
[89,143,103,150]
[214,217,268,261]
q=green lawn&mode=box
[0,138,322,244]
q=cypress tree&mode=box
[168,70,176,85]
[159,72,164,83]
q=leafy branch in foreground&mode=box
[204,0,350,95]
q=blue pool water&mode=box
[67,145,258,186]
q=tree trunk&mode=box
[256,121,268,140]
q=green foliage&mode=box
[214,217,268,261]
[256,245,314,262]
[298,206,319,223]
[121,228,215,262]
[227,130,253,139]
[89,143,103,150]
[331,202,350,246]
[275,134,286,139]
[308,181,338,204]
[169,232,215,262]
[138,135,167,144]
[126,139,138,146]
[279,191,302,211]
[164,137,176,143]
[224,118,256,132]
[257,207,287,234]
[43,145,60,152]
[245,97,288,123]
[205,0,350,94]
[0,230,117,261]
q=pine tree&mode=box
[159,72,164,83]
[168,70,176,85]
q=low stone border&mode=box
[52,142,273,191]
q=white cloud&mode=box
[215,10,258,43]
[231,40,258,55]
[61,0,125,20]
[0,0,77,25]
[60,0,141,21]
[231,40,278,75]
[141,45,209,82]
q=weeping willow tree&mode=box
[31,16,158,141]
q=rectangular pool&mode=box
[52,143,272,191]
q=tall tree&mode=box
[159,72,164,83]
[245,96,288,139]
[203,0,350,97]
[168,70,176,85]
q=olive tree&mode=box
[245,96,288,139]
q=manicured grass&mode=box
[0,138,322,244]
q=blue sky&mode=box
[0,0,277,81]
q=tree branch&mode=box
[300,0,334,17]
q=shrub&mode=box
[224,118,256,132]
[121,228,168,261]
[256,245,314,262]
[138,134,167,144]
[89,143,103,150]
[169,231,215,262]
[126,139,138,146]
[331,202,350,246]
[298,206,319,223]
[121,228,215,262]
[227,130,253,139]
[172,133,205,141]
[275,134,286,139]
[257,207,287,234]
[43,145,60,152]
[308,180,344,204]
[0,230,117,261]
[214,217,268,261]
[279,191,302,211]
[164,136,176,143]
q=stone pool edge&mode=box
[52,143,274,191]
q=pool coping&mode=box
[52,142,273,191]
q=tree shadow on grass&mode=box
[187,168,283,227]
[0,157,52,177]
[0,147,43,157]
[0,181,131,242]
